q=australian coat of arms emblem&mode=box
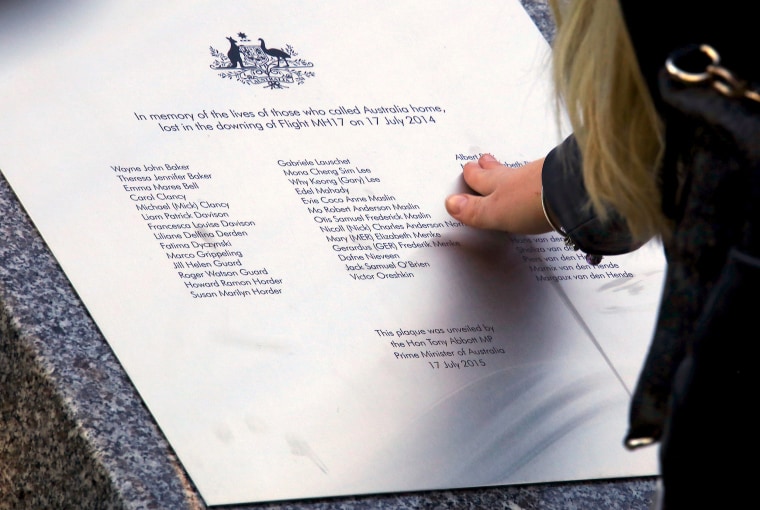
[209,32,315,89]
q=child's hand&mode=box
[445,154,550,235]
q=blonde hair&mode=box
[549,0,669,241]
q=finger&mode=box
[477,153,504,169]
[461,157,508,196]
[445,192,506,230]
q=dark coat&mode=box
[541,2,760,507]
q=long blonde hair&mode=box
[549,0,669,241]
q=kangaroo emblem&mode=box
[226,36,244,68]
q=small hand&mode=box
[445,154,550,235]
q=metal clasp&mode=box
[665,44,760,103]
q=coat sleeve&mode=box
[541,135,644,256]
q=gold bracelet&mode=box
[541,186,565,235]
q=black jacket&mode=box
[540,2,760,507]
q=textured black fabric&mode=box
[628,68,760,508]
[540,4,760,507]
[625,67,760,442]
[658,248,759,508]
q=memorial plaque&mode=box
[0,0,661,505]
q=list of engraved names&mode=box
[111,162,282,299]
[280,156,463,280]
